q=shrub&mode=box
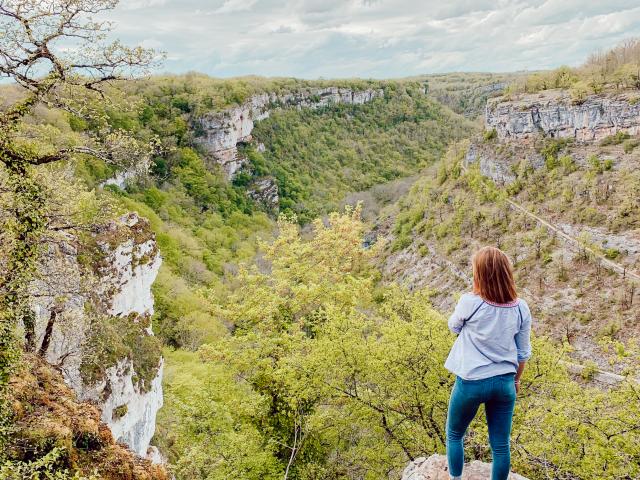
[623,138,639,153]
[570,81,590,103]
[559,155,576,172]
[483,128,497,141]
[600,131,630,146]
[588,154,604,174]
[604,248,620,259]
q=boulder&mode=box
[402,454,528,480]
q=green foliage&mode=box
[80,313,162,392]
[539,138,573,171]
[0,447,97,480]
[511,39,640,94]
[604,248,621,259]
[600,131,630,146]
[569,80,590,103]
[112,404,128,420]
[249,83,474,223]
[483,128,497,141]
[158,208,640,479]
[559,155,576,173]
[623,138,640,153]
[155,349,283,480]
[521,66,580,93]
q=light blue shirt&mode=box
[444,293,532,380]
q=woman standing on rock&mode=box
[444,246,532,480]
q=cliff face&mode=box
[486,90,640,143]
[29,212,163,460]
[194,86,385,177]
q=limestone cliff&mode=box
[28,212,163,460]
[194,86,385,177]
[486,90,640,143]
[402,455,528,480]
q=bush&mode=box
[604,247,620,259]
[600,131,630,146]
[570,80,590,103]
[483,128,497,141]
[623,138,640,153]
[0,448,97,480]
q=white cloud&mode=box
[213,0,259,14]
[104,0,640,78]
[121,0,168,10]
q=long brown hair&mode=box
[472,246,517,304]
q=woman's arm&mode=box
[515,361,526,393]
[514,301,533,393]
[448,295,470,334]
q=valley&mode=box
[1,11,640,478]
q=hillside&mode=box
[381,90,640,370]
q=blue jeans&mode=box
[446,373,516,480]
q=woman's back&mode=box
[445,293,532,380]
[444,246,532,480]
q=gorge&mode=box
[2,34,640,480]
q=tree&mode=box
[0,0,161,452]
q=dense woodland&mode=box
[1,1,640,478]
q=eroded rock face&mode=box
[29,212,163,459]
[465,143,516,185]
[102,158,152,190]
[194,87,385,178]
[402,454,528,480]
[247,176,279,211]
[80,358,164,457]
[486,91,640,143]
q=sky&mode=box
[106,0,640,78]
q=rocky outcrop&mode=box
[102,158,152,190]
[486,91,640,143]
[29,213,163,460]
[194,87,385,177]
[247,176,279,211]
[80,358,164,457]
[402,454,528,480]
[464,143,516,185]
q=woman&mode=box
[444,246,532,480]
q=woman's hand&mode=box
[514,379,520,394]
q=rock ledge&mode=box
[402,454,528,480]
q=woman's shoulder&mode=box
[517,297,531,315]
[459,292,484,308]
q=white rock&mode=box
[486,91,640,143]
[402,454,528,480]
[101,237,161,317]
[80,358,164,457]
[29,213,163,458]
